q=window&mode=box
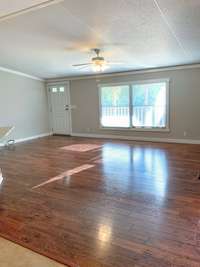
[52,87,57,93]
[100,85,130,127]
[51,87,65,93]
[99,80,169,130]
[132,82,167,128]
[59,87,65,92]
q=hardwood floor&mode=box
[1,136,200,267]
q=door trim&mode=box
[47,81,72,135]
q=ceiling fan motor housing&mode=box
[92,56,105,64]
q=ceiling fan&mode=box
[72,48,122,72]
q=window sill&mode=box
[99,126,170,133]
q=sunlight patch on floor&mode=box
[60,144,101,152]
[32,164,94,189]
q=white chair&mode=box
[0,126,15,146]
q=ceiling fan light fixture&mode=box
[92,59,109,72]
[73,48,113,72]
[93,64,102,72]
[92,63,109,72]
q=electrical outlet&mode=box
[184,131,187,137]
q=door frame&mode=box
[47,81,72,135]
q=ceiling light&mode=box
[92,60,109,72]
[73,48,114,72]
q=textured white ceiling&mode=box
[0,0,200,79]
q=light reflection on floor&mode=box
[101,145,168,198]
[0,168,3,185]
[98,224,112,243]
[33,142,169,198]
[97,221,113,253]
[32,164,94,189]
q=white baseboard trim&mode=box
[1,132,199,146]
[0,132,53,147]
[71,132,200,145]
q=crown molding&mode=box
[0,0,64,22]
[46,63,200,83]
[0,66,44,81]
[1,63,200,84]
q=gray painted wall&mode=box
[70,67,200,141]
[0,70,50,141]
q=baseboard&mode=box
[0,132,53,147]
[1,132,199,146]
[71,132,200,145]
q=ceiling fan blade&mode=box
[77,65,91,70]
[107,62,123,65]
[72,63,91,67]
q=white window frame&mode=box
[98,78,170,132]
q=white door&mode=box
[49,84,71,135]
